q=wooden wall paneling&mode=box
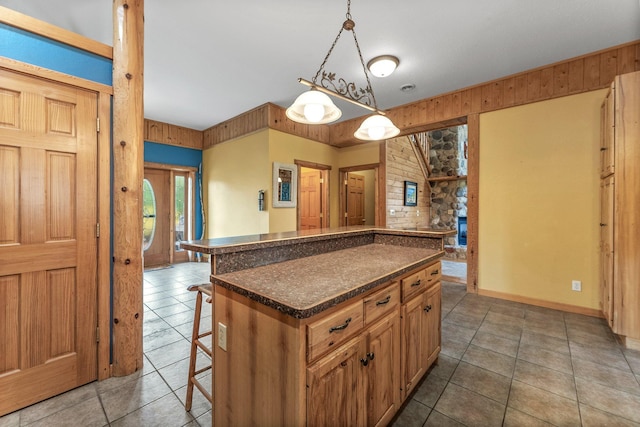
[466,114,479,294]
[502,78,515,107]
[616,45,638,74]
[553,63,569,96]
[527,70,542,102]
[144,119,203,150]
[540,67,554,99]
[111,0,144,377]
[513,74,528,105]
[567,59,585,94]
[379,142,387,226]
[583,55,601,90]
[636,44,640,71]
[470,87,483,112]
[450,92,462,117]
[425,99,436,123]
[600,51,619,86]
[459,89,472,115]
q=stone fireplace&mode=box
[427,125,468,260]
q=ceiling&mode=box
[2,0,639,131]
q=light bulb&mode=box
[303,103,325,123]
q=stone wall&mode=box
[428,126,468,259]
[385,136,430,230]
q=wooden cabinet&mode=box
[214,259,442,426]
[401,278,441,399]
[600,71,640,347]
[307,292,401,427]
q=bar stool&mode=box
[185,283,213,411]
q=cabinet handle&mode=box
[367,352,375,361]
[376,296,391,306]
[411,279,422,287]
[329,317,352,333]
[423,305,432,313]
[360,357,369,367]
[600,223,607,227]
[431,269,439,276]
[600,147,607,151]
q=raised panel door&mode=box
[401,292,425,400]
[0,69,98,415]
[366,310,400,427]
[307,335,367,427]
[424,282,442,366]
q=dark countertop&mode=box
[180,226,455,255]
[212,243,442,319]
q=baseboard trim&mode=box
[620,336,640,351]
[477,289,603,318]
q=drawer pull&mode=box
[360,357,369,367]
[376,296,391,306]
[430,269,439,276]
[329,317,352,333]
[367,352,375,361]
[411,279,422,287]
[423,305,432,313]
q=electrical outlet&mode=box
[416,210,420,216]
[218,322,227,351]
[390,209,395,216]
[571,280,582,292]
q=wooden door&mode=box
[300,169,322,230]
[600,176,615,328]
[307,335,366,427]
[0,70,98,415]
[143,168,171,267]
[366,311,400,427]
[347,173,365,226]
[424,283,441,366]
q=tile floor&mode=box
[2,261,640,426]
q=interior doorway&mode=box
[143,164,196,267]
[296,160,331,230]
[339,164,381,226]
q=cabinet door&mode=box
[307,336,367,427]
[600,176,615,329]
[401,293,425,399]
[423,282,442,366]
[366,311,400,427]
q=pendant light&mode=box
[286,0,400,141]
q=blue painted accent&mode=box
[0,23,112,85]
[144,142,204,240]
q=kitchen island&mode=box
[182,227,454,427]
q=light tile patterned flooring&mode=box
[2,261,640,426]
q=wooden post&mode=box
[112,0,144,376]
[466,113,479,294]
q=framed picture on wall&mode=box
[273,162,298,208]
[404,181,417,206]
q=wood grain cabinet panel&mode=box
[600,71,640,348]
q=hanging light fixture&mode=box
[286,0,400,141]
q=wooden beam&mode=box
[112,0,144,376]
[466,114,479,294]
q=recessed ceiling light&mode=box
[400,83,416,93]
[367,55,399,78]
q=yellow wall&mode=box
[204,131,270,238]
[478,89,607,310]
[203,129,380,236]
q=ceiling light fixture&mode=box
[285,0,400,141]
[367,55,399,78]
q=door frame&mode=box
[339,163,382,226]
[295,159,331,230]
[144,162,197,264]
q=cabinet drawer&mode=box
[424,261,441,286]
[363,282,400,325]
[307,300,364,362]
[401,269,426,302]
